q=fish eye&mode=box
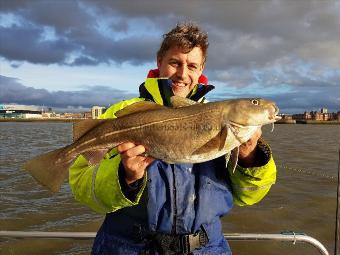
[251,99,259,105]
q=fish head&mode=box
[223,98,281,127]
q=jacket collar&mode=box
[139,78,214,106]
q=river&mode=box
[0,122,339,254]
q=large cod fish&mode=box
[24,96,281,192]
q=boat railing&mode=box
[0,230,329,255]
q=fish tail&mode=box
[23,147,70,193]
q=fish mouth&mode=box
[269,105,281,121]
[269,113,281,121]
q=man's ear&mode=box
[156,56,162,69]
[196,63,205,77]
[200,61,205,72]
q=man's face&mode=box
[157,46,205,98]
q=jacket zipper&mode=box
[171,164,177,234]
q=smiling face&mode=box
[157,46,205,98]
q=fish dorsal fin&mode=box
[170,96,198,108]
[115,101,165,118]
[73,119,105,142]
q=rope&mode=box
[277,163,336,182]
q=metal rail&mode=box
[224,232,329,255]
[335,148,340,255]
[0,231,96,239]
[0,231,329,255]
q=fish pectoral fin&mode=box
[81,149,110,165]
[170,96,198,108]
[225,151,231,166]
[192,126,228,156]
[228,147,239,174]
[73,119,105,142]
[218,125,229,151]
[115,101,165,117]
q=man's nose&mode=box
[176,65,188,80]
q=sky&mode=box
[0,0,339,114]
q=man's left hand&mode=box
[238,127,262,168]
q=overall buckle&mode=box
[179,230,208,254]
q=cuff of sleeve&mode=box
[94,155,147,212]
[118,162,145,201]
[232,138,273,178]
[229,139,277,206]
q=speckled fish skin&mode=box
[24,97,280,192]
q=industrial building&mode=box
[0,104,107,119]
[0,104,49,118]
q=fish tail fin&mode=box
[23,147,70,193]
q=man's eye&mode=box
[188,65,198,70]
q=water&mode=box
[0,122,339,254]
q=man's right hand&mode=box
[117,142,155,185]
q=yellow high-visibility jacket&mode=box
[69,78,277,214]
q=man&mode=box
[70,23,276,254]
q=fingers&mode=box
[116,142,155,184]
[117,142,146,159]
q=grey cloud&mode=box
[1,0,339,113]
[0,75,137,110]
[70,56,100,66]
[270,89,340,114]
[72,33,159,65]
[209,79,340,114]
[0,1,160,66]
[0,25,76,64]
[1,0,339,70]
[24,1,92,34]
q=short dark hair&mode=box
[157,22,209,64]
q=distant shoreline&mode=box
[1,118,340,125]
[295,120,340,125]
[0,118,82,123]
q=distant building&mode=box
[91,106,106,119]
[83,112,92,119]
[42,112,60,118]
[60,112,85,119]
[280,114,293,120]
[292,108,339,121]
[0,104,49,118]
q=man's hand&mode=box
[117,142,155,185]
[238,127,262,168]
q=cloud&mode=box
[0,25,76,64]
[0,1,161,66]
[0,75,137,111]
[1,1,339,70]
[0,0,339,113]
[209,78,340,114]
